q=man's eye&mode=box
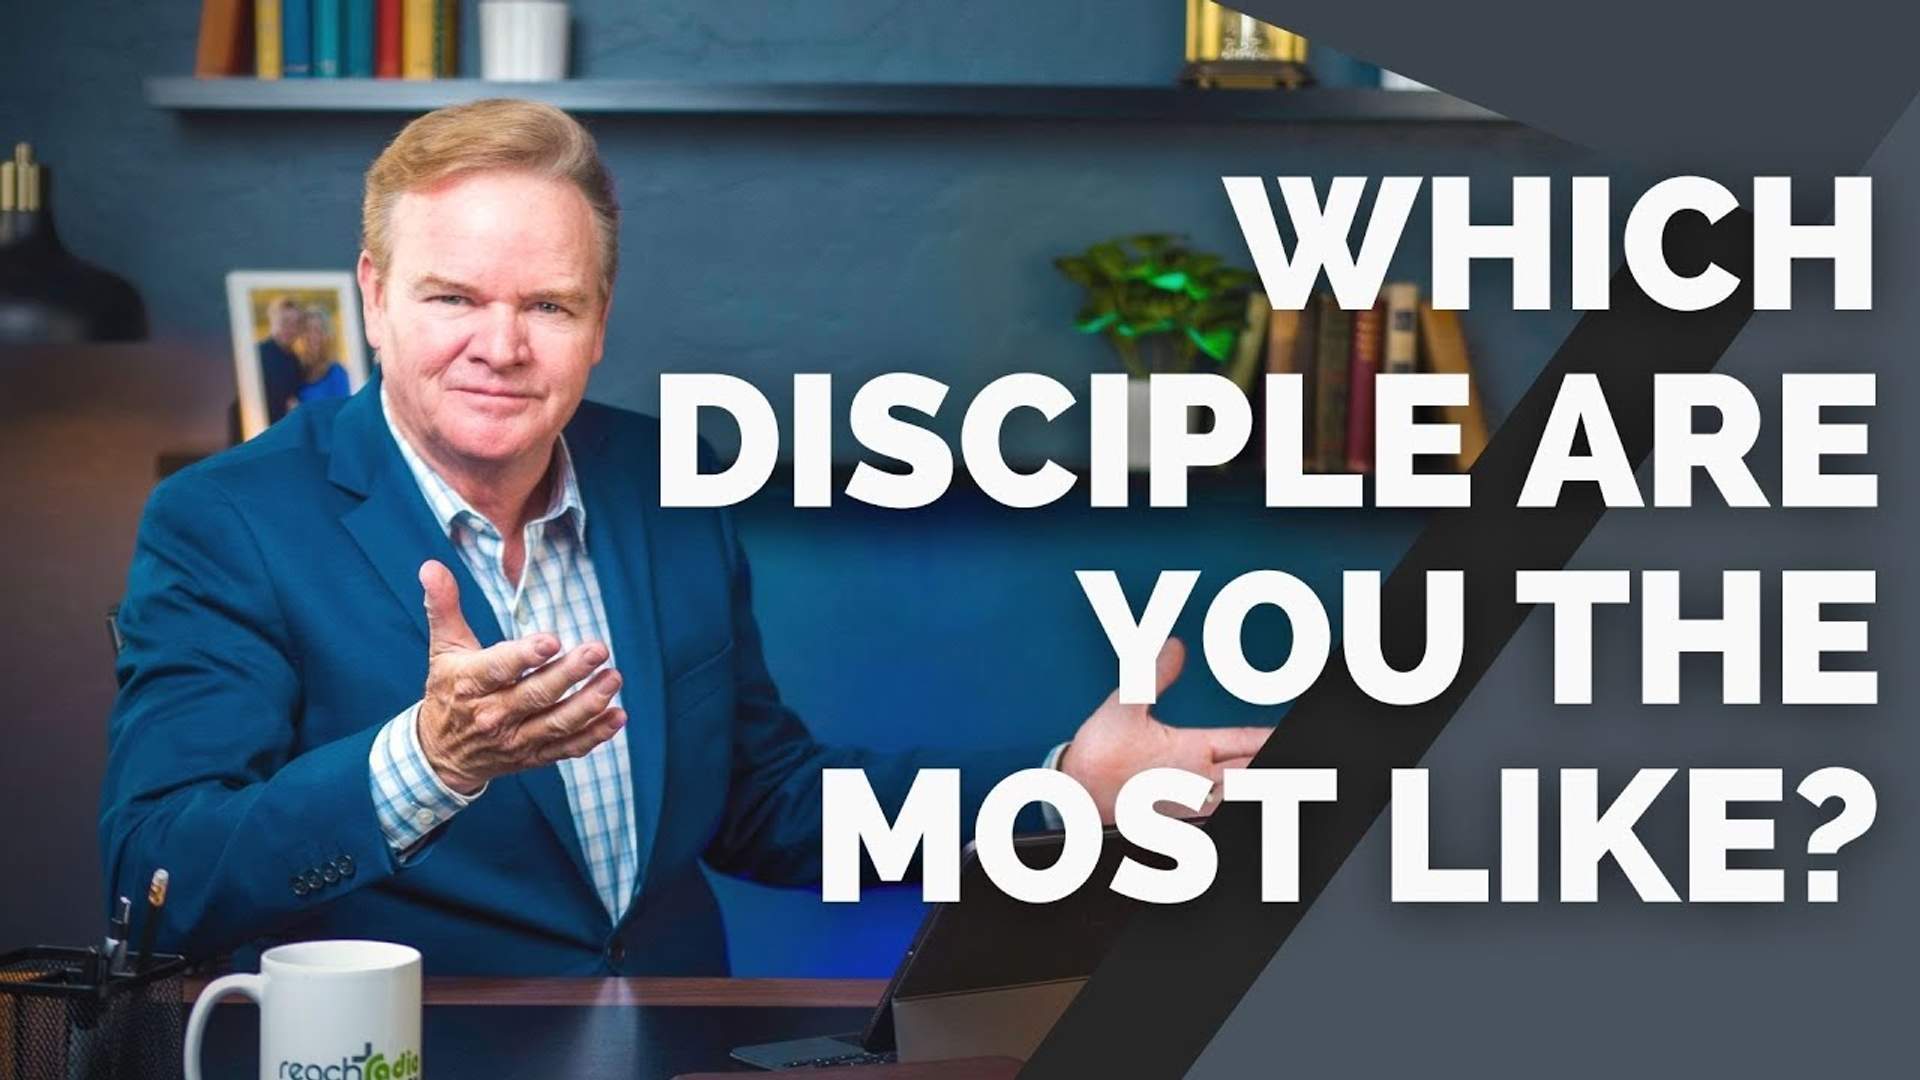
[534,301,567,315]
[431,295,469,306]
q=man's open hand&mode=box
[1058,637,1271,822]
[415,560,627,794]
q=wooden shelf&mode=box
[144,78,1510,123]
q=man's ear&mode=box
[590,285,614,368]
[356,250,386,355]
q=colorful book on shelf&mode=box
[1224,291,1271,394]
[283,0,313,76]
[345,0,376,76]
[256,0,284,78]
[1224,292,1271,468]
[1309,292,1350,473]
[1381,282,1420,375]
[1263,304,1303,378]
[1292,295,1322,462]
[196,0,255,76]
[1345,301,1383,474]
[1416,301,1491,471]
[375,0,400,77]
[435,0,459,76]
[1256,302,1303,468]
[314,0,343,77]
[402,0,435,78]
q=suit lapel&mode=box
[567,410,669,912]
[328,378,600,897]
[339,462,500,653]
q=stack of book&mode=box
[1236,283,1490,474]
[194,0,460,80]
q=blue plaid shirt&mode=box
[367,391,639,920]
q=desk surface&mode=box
[189,978,888,1078]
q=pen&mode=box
[102,896,129,982]
[133,870,168,976]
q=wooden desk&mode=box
[187,977,889,1078]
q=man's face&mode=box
[269,301,304,343]
[359,169,609,472]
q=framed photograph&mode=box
[226,270,370,440]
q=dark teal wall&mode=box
[1,1,1645,975]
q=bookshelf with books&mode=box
[179,0,1516,113]
[177,2,1510,111]
[169,2,1508,119]
[1251,282,1492,483]
[173,0,1522,120]
[196,0,457,80]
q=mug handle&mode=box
[183,973,266,1080]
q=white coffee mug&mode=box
[183,940,422,1080]
[479,0,570,81]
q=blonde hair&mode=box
[361,98,619,297]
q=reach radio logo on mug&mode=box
[277,1040,422,1080]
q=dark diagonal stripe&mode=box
[1020,213,1757,1079]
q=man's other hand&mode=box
[1058,637,1271,822]
[415,559,628,794]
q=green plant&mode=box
[1053,233,1257,378]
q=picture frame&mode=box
[225,270,370,440]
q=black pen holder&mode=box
[0,946,188,1080]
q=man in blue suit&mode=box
[100,100,1267,975]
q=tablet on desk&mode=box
[730,827,1151,1070]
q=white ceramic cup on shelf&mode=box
[480,0,571,82]
[183,940,423,1080]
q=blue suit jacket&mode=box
[100,378,1046,975]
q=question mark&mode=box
[1797,767,1877,903]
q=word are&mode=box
[1522,372,1875,509]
